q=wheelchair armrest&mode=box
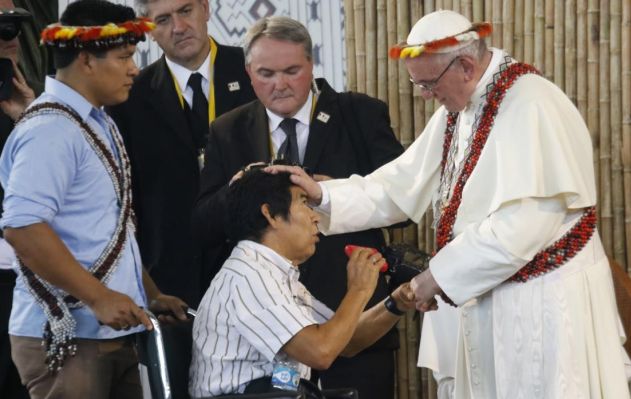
[136,309,172,399]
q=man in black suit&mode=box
[108,0,255,309]
[193,16,404,399]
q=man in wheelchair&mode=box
[189,169,416,398]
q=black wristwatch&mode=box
[384,295,404,316]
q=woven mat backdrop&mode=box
[343,1,631,398]
[57,0,347,91]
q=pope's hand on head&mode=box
[264,164,323,205]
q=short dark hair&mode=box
[54,0,137,69]
[226,169,293,243]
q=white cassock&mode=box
[317,49,631,398]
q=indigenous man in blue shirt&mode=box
[0,1,188,398]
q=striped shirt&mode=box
[189,240,333,398]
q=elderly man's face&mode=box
[405,54,470,112]
[246,37,313,118]
[270,186,320,265]
[0,0,20,63]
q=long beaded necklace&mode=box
[14,102,134,372]
[434,62,598,304]
[435,62,540,250]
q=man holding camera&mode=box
[0,2,33,397]
[190,169,415,398]
[192,16,404,398]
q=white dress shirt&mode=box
[165,49,212,108]
[267,94,314,164]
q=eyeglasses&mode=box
[0,23,20,41]
[409,56,460,92]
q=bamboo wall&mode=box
[342,1,631,398]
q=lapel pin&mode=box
[228,81,241,91]
[316,111,330,123]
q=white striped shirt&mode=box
[189,240,334,398]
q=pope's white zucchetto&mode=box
[389,10,491,59]
[407,10,474,52]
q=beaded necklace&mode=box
[434,62,597,305]
[14,102,135,372]
[435,62,540,250]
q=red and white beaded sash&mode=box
[14,102,135,372]
[435,62,597,297]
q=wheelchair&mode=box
[136,309,357,399]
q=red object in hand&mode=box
[344,245,388,272]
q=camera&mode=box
[381,243,431,290]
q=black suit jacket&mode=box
[108,42,255,307]
[194,78,404,349]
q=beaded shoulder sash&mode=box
[14,102,135,372]
[434,63,597,299]
[435,62,540,250]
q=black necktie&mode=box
[186,73,209,148]
[278,118,299,164]
[188,72,209,128]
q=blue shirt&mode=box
[0,77,147,339]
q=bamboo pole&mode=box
[485,0,492,27]
[405,8,422,395]
[587,0,600,224]
[524,0,533,63]
[397,1,413,147]
[462,0,473,20]
[354,0,367,94]
[405,310,421,399]
[376,0,388,102]
[610,0,626,266]
[424,0,437,130]
[502,0,514,55]
[513,0,524,60]
[344,0,357,91]
[396,317,409,399]
[564,0,576,103]
[576,0,588,119]
[553,0,565,88]
[412,0,425,139]
[492,0,503,48]
[365,0,377,98]
[544,0,554,79]
[534,0,545,70]
[473,0,484,22]
[386,0,400,141]
[599,0,613,255]
[622,0,631,273]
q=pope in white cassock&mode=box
[269,9,631,399]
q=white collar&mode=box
[466,47,504,111]
[266,93,314,131]
[239,240,298,277]
[165,46,212,92]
